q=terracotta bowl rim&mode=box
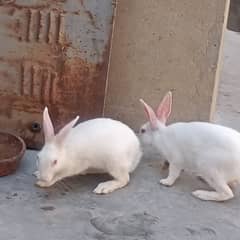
[0,131,26,163]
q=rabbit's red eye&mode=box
[52,160,57,166]
[141,128,146,133]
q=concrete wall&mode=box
[104,0,229,130]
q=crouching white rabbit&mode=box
[34,107,142,194]
[139,91,240,201]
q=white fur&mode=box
[35,109,142,194]
[140,93,240,201]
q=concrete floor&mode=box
[1,30,240,240]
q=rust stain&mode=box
[80,1,99,30]
[4,18,21,38]
[85,10,99,29]
[0,0,69,11]
[55,12,61,43]
[35,10,41,41]
[20,62,24,95]
[0,1,115,149]
[0,2,49,11]
[30,65,34,97]
[25,8,31,41]
[5,6,15,15]
[49,72,57,104]
[0,71,10,79]
[0,97,14,118]
[45,12,51,43]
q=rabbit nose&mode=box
[40,173,52,183]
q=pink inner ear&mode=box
[43,107,55,142]
[56,116,79,146]
[140,99,158,129]
[156,92,172,124]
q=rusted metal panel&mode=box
[0,0,116,149]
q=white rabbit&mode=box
[139,91,240,201]
[34,107,142,194]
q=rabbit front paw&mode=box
[192,190,206,200]
[93,178,129,194]
[93,182,115,194]
[159,178,174,186]
[35,180,53,188]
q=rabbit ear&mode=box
[43,107,55,142]
[156,91,172,124]
[56,116,79,145]
[140,99,158,129]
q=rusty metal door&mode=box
[0,0,116,149]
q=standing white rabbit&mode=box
[34,107,142,194]
[139,91,240,201]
